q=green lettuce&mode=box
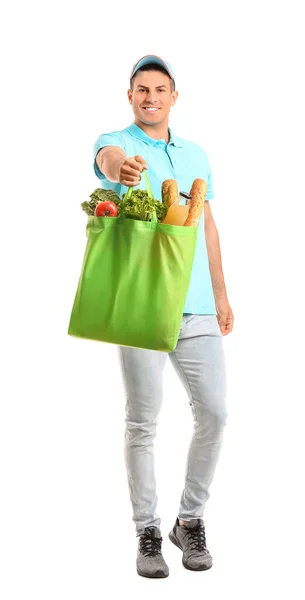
[118,190,167,222]
[81,187,168,222]
[81,188,120,215]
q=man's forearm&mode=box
[205,220,228,304]
[95,147,126,182]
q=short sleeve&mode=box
[93,131,126,180]
[205,160,215,201]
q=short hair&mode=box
[130,64,175,92]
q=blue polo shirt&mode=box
[93,122,216,315]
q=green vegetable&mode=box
[81,188,120,216]
[118,190,167,222]
[81,185,168,223]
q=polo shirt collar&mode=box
[168,128,184,148]
[126,122,183,148]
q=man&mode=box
[93,55,234,578]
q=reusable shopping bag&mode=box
[68,172,198,352]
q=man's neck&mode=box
[134,119,170,144]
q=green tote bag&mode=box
[68,172,198,352]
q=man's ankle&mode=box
[179,519,190,527]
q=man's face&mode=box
[128,70,178,127]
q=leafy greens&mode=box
[81,188,120,216]
[81,187,168,222]
[118,190,167,222]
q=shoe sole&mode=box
[168,530,213,572]
[137,568,169,578]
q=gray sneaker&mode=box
[169,518,213,571]
[137,527,169,578]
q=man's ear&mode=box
[127,89,133,105]
[171,91,179,107]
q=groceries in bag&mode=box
[81,175,207,227]
[161,178,207,226]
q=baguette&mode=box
[184,178,207,227]
[161,179,178,207]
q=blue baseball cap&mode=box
[130,55,175,85]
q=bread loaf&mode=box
[184,179,207,227]
[161,179,179,207]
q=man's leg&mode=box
[168,314,227,570]
[169,314,228,521]
[118,346,167,536]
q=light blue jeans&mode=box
[118,314,228,536]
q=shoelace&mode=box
[140,528,163,557]
[183,524,207,552]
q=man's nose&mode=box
[146,92,157,103]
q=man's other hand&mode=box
[216,301,234,336]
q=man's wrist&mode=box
[214,290,229,306]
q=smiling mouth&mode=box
[142,107,160,113]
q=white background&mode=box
[1,0,305,598]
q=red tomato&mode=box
[94,201,118,217]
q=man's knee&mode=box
[125,397,161,445]
[191,388,228,430]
